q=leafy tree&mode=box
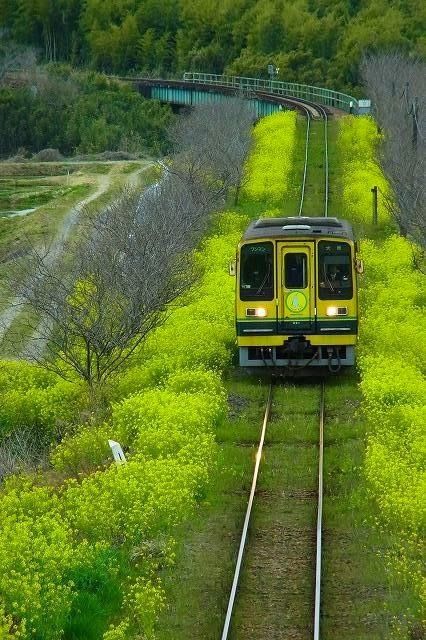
[0,87,47,154]
[333,3,409,88]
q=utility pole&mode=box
[371,186,378,225]
[411,97,419,149]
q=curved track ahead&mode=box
[294,100,329,219]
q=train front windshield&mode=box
[240,242,274,300]
[318,241,353,299]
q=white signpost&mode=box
[108,440,127,464]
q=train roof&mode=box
[242,217,354,241]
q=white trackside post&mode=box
[108,440,127,464]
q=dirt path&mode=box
[0,162,152,349]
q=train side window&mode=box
[285,253,307,289]
[240,242,274,301]
[318,241,353,300]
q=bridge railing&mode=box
[183,72,370,114]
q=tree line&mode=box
[1,0,424,92]
[362,53,425,252]
[0,62,172,157]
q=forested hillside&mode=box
[0,66,172,156]
[1,0,425,92]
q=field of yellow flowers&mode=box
[0,109,424,638]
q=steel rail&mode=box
[318,105,329,218]
[314,381,325,640]
[298,108,311,217]
[221,384,273,640]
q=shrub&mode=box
[63,457,200,543]
[166,368,225,402]
[0,379,86,443]
[360,356,424,416]
[243,111,297,204]
[51,423,112,474]
[32,148,64,162]
[0,479,77,639]
[125,578,165,639]
[123,384,221,427]
[102,620,130,640]
[106,362,161,402]
[0,111,287,638]
[0,360,56,394]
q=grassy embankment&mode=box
[340,118,425,635]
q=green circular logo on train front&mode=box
[286,290,307,313]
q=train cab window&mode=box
[285,253,307,289]
[318,241,353,300]
[240,242,274,300]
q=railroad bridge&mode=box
[121,72,371,117]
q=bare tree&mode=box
[362,53,425,250]
[9,175,210,391]
[169,98,255,204]
[6,101,255,394]
[0,427,49,481]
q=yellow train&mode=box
[233,217,363,372]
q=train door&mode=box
[277,243,315,333]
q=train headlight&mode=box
[246,307,268,317]
[326,306,348,316]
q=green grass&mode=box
[0,160,134,177]
[240,115,340,220]
[155,379,317,639]
[62,548,125,640]
[0,182,90,261]
[327,118,344,218]
[0,161,153,268]
[229,380,320,639]
[120,161,144,174]
[152,113,406,637]
[280,113,308,216]
[0,183,84,213]
[300,119,329,217]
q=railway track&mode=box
[295,100,329,219]
[222,98,330,638]
[221,380,326,639]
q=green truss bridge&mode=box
[121,72,371,117]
